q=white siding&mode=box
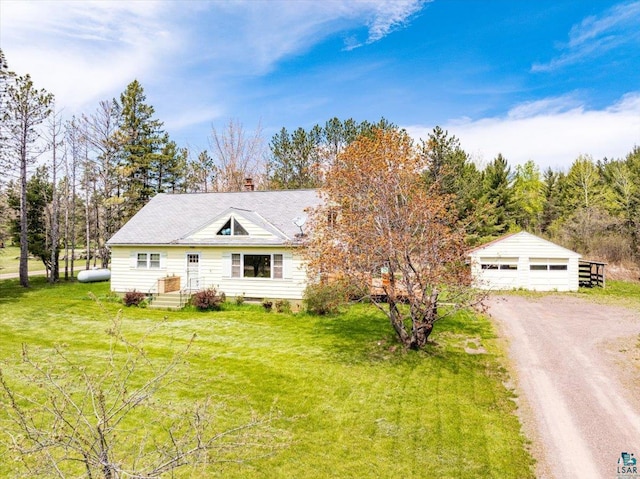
[111,245,307,299]
[214,248,306,299]
[111,247,175,293]
[468,232,581,292]
[473,256,519,290]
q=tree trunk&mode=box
[409,288,439,350]
[50,125,59,283]
[64,189,70,280]
[85,182,90,271]
[410,322,434,350]
[19,140,29,288]
[70,160,77,280]
[387,299,410,346]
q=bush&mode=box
[274,299,291,314]
[123,290,146,307]
[191,288,225,311]
[303,282,349,315]
[235,293,245,306]
[262,299,273,312]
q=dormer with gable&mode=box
[183,208,288,243]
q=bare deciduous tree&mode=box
[210,119,265,192]
[83,100,125,267]
[46,106,64,282]
[63,117,83,280]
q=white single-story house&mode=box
[467,231,582,291]
[106,188,322,303]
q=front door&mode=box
[186,253,200,290]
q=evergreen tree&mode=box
[8,167,56,273]
[540,167,563,234]
[478,154,514,238]
[267,117,396,189]
[186,150,215,192]
[420,126,482,231]
[115,80,168,219]
[157,140,188,193]
[1,68,53,287]
[268,127,322,189]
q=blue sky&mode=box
[1,0,639,170]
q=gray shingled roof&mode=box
[106,189,321,246]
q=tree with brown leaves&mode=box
[306,128,477,349]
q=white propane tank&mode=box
[77,268,111,283]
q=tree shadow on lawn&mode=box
[0,276,94,306]
[0,277,40,304]
[309,304,498,369]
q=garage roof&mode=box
[467,231,582,258]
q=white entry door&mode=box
[186,253,200,290]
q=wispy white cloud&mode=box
[344,0,429,50]
[405,93,640,170]
[506,95,583,120]
[532,1,640,72]
[0,0,428,122]
[1,0,180,110]
[196,1,428,73]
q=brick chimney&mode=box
[244,178,255,191]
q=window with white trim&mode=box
[479,257,517,270]
[529,258,568,271]
[136,252,161,269]
[231,253,284,279]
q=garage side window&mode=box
[481,264,499,269]
[549,264,568,271]
[480,257,517,270]
[530,259,568,271]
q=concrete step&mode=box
[148,293,189,310]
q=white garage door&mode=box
[528,258,569,291]
[478,257,519,290]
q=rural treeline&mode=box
[1,48,639,285]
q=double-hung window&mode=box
[136,253,161,269]
[231,253,283,279]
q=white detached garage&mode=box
[467,231,582,292]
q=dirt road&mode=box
[487,295,640,479]
[0,270,47,280]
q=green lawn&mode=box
[0,245,47,275]
[0,278,534,478]
[574,279,640,309]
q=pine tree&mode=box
[478,154,514,238]
[115,80,167,219]
[2,66,53,287]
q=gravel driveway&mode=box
[487,295,640,479]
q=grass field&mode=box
[575,279,640,309]
[0,278,535,478]
[0,246,46,275]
